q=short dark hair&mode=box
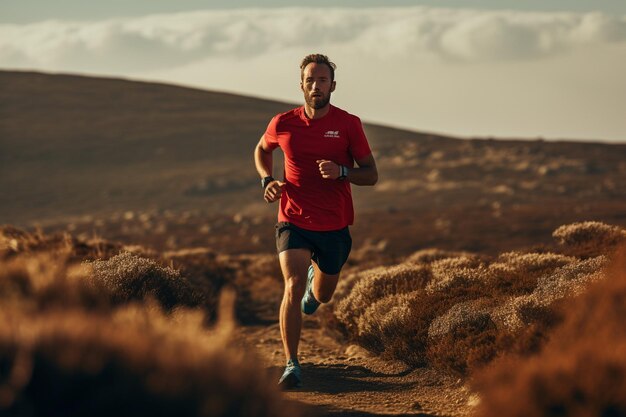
[300,54,336,82]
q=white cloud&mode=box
[1,7,625,72]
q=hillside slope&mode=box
[1,70,625,255]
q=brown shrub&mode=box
[334,264,431,336]
[405,248,478,265]
[426,255,606,375]
[486,252,575,297]
[328,266,385,308]
[0,229,231,318]
[494,251,574,272]
[427,317,500,375]
[474,247,626,417]
[0,253,107,312]
[428,298,496,339]
[0,301,298,417]
[354,290,422,364]
[490,256,606,332]
[426,255,488,293]
[0,241,297,417]
[553,221,626,257]
[87,252,202,311]
[329,222,620,376]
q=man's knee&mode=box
[316,291,333,304]
[284,275,306,298]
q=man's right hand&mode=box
[264,180,285,203]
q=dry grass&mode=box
[553,221,626,258]
[335,264,431,336]
[88,252,202,311]
[0,300,297,417]
[355,290,446,366]
[404,248,476,265]
[328,222,624,375]
[0,226,237,319]
[0,227,296,416]
[474,247,626,417]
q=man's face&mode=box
[301,63,336,110]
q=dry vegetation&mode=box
[474,247,626,417]
[0,227,297,417]
[2,220,625,416]
[326,221,626,376]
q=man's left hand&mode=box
[316,159,340,179]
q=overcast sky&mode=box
[1,1,625,142]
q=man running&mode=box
[253,54,378,389]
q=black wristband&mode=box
[261,176,275,189]
[338,165,348,180]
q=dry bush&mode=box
[331,266,386,305]
[490,255,605,332]
[0,236,297,417]
[88,252,202,311]
[0,228,232,319]
[426,255,488,293]
[532,255,606,302]
[334,264,431,336]
[475,247,626,417]
[494,251,574,272]
[428,298,496,339]
[318,265,384,338]
[0,253,107,312]
[486,252,575,295]
[553,221,626,257]
[426,298,500,375]
[0,300,298,417]
[405,248,478,265]
[355,290,426,365]
[329,222,623,376]
[426,255,606,375]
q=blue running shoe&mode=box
[278,359,302,389]
[301,264,321,315]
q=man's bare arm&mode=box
[254,135,274,178]
[348,153,378,186]
[254,135,284,202]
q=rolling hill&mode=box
[1,70,625,255]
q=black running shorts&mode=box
[275,222,352,275]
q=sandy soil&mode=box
[235,315,477,417]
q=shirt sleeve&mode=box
[348,115,372,161]
[262,115,281,151]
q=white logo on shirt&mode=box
[324,130,340,138]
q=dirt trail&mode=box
[235,315,476,417]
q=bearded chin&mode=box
[307,94,331,109]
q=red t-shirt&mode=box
[263,105,372,231]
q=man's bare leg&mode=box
[277,249,343,388]
[310,262,340,303]
[278,248,311,362]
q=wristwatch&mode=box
[261,176,275,189]
[338,165,348,180]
